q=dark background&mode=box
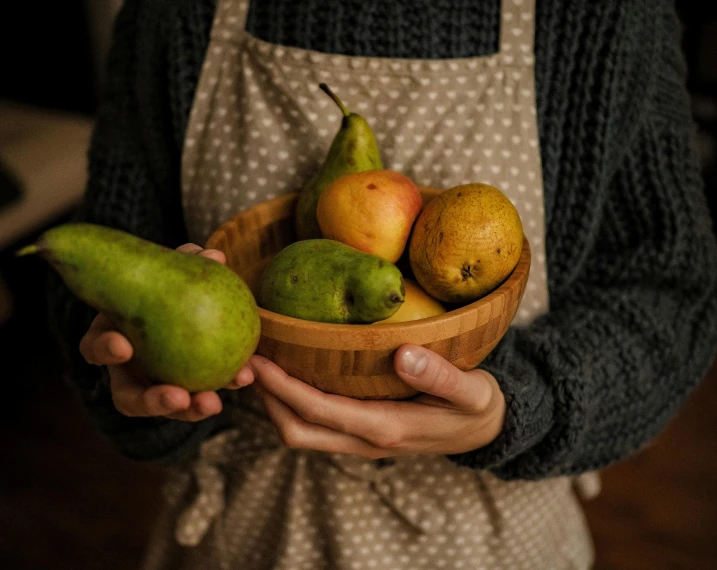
[0,2,97,115]
[1,2,716,569]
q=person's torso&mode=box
[139,2,597,569]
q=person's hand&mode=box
[79,244,255,422]
[249,345,505,458]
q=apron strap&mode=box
[210,0,251,43]
[499,0,537,65]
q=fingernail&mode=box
[400,347,428,376]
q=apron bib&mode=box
[144,1,597,568]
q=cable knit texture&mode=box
[47,0,717,478]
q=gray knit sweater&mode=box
[47,0,717,480]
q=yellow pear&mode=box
[374,279,445,324]
[408,184,523,304]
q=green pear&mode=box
[17,223,260,392]
[259,239,405,324]
[294,83,383,240]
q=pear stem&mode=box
[319,83,350,118]
[15,244,39,257]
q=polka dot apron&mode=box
[143,0,600,568]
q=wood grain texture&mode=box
[206,190,530,399]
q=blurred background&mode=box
[0,2,715,569]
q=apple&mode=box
[316,169,423,263]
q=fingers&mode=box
[249,355,412,449]
[80,314,133,365]
[251,355,507,455]
[166,392,224,422]
[176,243,226,265]
[254,384,389,458]
[394,345,493,412]
[110,368,189,417]
[223,365,255,390]
[110,365,225,421]
[249,356,371,434]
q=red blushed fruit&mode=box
[317,170,423,263]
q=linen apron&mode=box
[143,0,599,568]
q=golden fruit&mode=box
[408,183,523,304]
[374,279,446,324]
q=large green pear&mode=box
[258,239,405,324]
[18,223,260,392]
[294,83,383,240]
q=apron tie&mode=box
[172,429,240,546]
[172,398,283,547]
[326,454,450,534]
[371,477,448,533]
[175,461,227,546]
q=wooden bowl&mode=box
[206,189,530,400]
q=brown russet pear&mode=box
[409,184,524,304]
[294,83,383,240]
[17,223,260,392]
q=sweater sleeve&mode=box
[46,0,220,463]
[449,4,717,479]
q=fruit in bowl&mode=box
[317,169,423,263]
[374,279,446,324]
[409,183,524,304]
[205,188,530,400]
[205,82,530,400]
[294,84,383,241]
[258,238,405,324]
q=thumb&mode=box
[394,344,492,411]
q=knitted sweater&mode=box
[47,0,717,480]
